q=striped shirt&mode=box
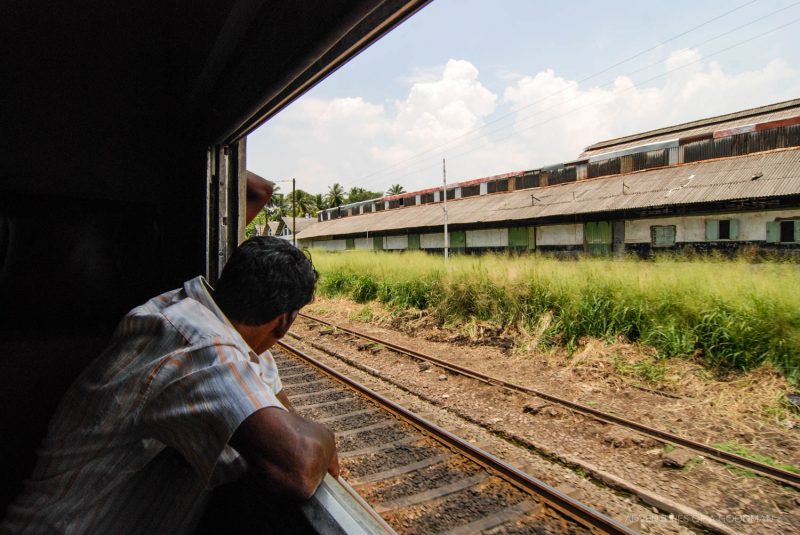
[2,276,285,534]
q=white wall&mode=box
[536,223,583,246]
[421,232,445,249]
[354,237,372,249]
[312,239,347,251]
[625,209,800,243]
[384,235,409,250]
[466,228,508,248]
[625,216,698,243]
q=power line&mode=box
[370,15,800,187]
[357,3,800,189]
[340,0,763,189]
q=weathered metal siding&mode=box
[584,221,612,255]
[420,232,445,249]
[312,239,347,251]
[486,179,509,194]
[420,231,465,249]
[466,228,508,248]
[582,99,800,157]
[684,125,800,163]
[515,171,541,190]
[384,235,408,250]
[450,230,466,249]
[354,237,372,249]
[545,166,577,186]
[508,226,528,248]
[537,224,583,246]
[461,184,480,197]
[296,149,800,241]
[623,209,800,244]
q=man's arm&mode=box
[230,406,338,500]
[246,173,274,225]
[274,388,340,479]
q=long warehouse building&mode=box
[297,98,800,255]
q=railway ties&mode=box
[275,343,636,535]
[297,313,800,491]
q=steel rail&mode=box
[298,312,800,489]
[277,340,638,535]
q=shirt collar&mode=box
[183,276,261,362]
[183,276,231,326]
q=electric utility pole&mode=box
[443,158,449,265]
[292,177,296,247]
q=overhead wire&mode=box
[348,6,800,190]
[366,13,800,187]
[340,0,762,189]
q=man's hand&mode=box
[328,448,340,479]
[276,389,297,414]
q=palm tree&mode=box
[348,186,365,203]
[267,193,289,221]
[293,189,315,216]
[325,183,346,207]
[386,184,405,195]
[313,193,327,212]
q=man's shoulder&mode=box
[160,293,241,348]
[115,282,245,356]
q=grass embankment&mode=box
[309,250,800,385]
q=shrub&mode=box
[308,250,800,384]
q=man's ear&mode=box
[273,311,296,339]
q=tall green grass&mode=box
[310,250,800,384]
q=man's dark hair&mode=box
[214,237,318,325]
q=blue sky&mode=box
[248,0,800,196]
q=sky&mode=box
[247,0,800,197]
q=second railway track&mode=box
[276,341,637,535]
[297,312,800,490]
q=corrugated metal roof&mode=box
[297,148,800,239]
[281,216,317,233]
[581,98,800,157]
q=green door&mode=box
[584,221,612,255]
[346,238,355,250]
[450,230,466,251]
[508,226,535,251]
[373,236,383,250]
[408,234,420,250]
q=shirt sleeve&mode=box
[256,349,283,394]
[139,342,285,485]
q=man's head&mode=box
[214,237,317,352]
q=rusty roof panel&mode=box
[581,99,800,157]
[297,149,800,240]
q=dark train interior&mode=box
[0,0,427,521]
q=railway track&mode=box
[297,312,800,491]
[275,341,638,535]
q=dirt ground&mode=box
[291,296,800,534]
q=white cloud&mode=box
[248,52,800,196]
[249,59,500,192]
[502,49,800,164]
[393,59,497,145]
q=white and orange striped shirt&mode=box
[2,276,285,534]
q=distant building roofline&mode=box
[583,98,800,154]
